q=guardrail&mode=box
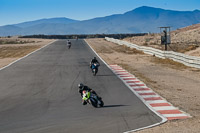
[105,37,200,69]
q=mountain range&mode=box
[0,6,200,36]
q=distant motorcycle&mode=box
[91,63,99,76]
[82,90,104,108]
[67,42,71,49]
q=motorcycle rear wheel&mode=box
[99,100,104,107]
[90,98,98,108]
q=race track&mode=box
[0,40,162,133]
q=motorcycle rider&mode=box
[78,83,99,105]
[90,57,100,69]
[67,40,71,49]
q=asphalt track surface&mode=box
[0,40,162,133]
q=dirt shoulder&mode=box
[0,38,55,68]
[86,38,200,133]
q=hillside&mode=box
[0,6,200,36]
[14,17,79,28]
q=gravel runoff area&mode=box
[86,38,200,133]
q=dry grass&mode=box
[118,63,157,84]
[0,37,54,68]
[0,45,40,58]
[95,45,113,54]
[0,38,36,45]
[177,45,199,53]
[89,38,144,55]
[113,45,144,54]
[151,57,189,70]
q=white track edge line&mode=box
[84,39,167,133]
[140,95,161,98]
[0,40,57,71]
[153,106,177,111]
[147,100,169,104]
[136,90,154,93]
[163,114,188,117]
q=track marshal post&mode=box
[159,27,171,51]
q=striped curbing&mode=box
[110,64,191,120]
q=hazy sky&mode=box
[0,0,200,26]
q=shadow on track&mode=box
[96,74,114,77]
[101,105,128,108]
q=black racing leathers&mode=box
[90,59,100,66]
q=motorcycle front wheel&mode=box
[93,69,97,76]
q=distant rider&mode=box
[78,83,98,105]
[67,40,71,49]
